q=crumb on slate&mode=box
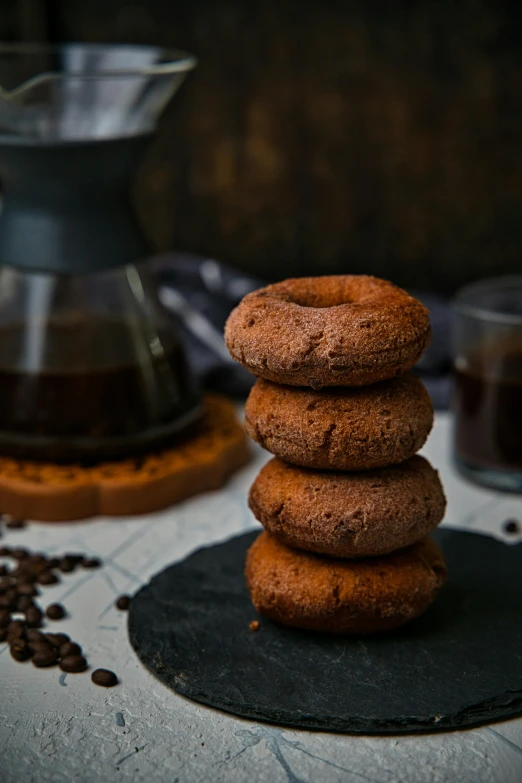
[249,620,260,632]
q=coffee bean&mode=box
[11,568,37,583]
[115,595,131,611]
[91,669,118,688]
[7,619,25,637]
[0,628,6,642]
[25,553,46,564]
[10,548,29,561]
[45,633,69,648]
[29,639,55,654]
[65,553,84,564]
[504,519,520,535]
[5,518,26,530]
[0,609,10,627]
[0,565,7,576]
[25,607,43,628]
[59,642,82,657]
[9,566,28,579]
[47,558,60,569]
[59,655,87,673]
[24,556,48,575]
[17,596,35,612]
[10,639,31,661]
[0,546,10,556]
[32,648,59,667]
[82,558,101,570]
[58,557,76,573]
[46,603,65,620]
[26,629,45,643]
[0,592,16,610]
[37,571,59,586]
[17,582,39,597]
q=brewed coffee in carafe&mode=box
[0,266,201,462]
[0,44,201,462]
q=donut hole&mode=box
[280,279,358,309]
[289,291,353,308]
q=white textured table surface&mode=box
[1,413,522,783]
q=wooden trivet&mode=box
[0,396,249,522]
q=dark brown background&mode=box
[5,0,522,292]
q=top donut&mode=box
[224,275,430,388]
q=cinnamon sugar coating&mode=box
[245,531,447,634]
[245,374,433,471]
[249,456,446,558]
[225,276,431,388]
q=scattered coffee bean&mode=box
[24,556,48,575]
[10,548,29,561]
[504,519,520,535]
[46,603,66,621]
[59,642,82,658]
[115,595,131,611]
[26,628,45,643]
[91,669,118,688]
[10,639,31,661]
[46,633,69,648]
[65,553,84,564]
[11,568,37,583]
[17,582,39,597]
[58,557,75,573]
[7,619,25,637]
[0,542,108,680]
[0,591,16,610]
[29,639,55,654]
[9,566,28,580]
[32,648,59,667]
[25,553,46,564]
[82,558,101,570]
[59,655,87,673]
[5,518,27,530]
[37,571,59,586]
[25,606,43,628]
[5,587,16,601]
[17,595,35,612]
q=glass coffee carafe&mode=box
[0,44,201,462]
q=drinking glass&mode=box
[453,276,522,491]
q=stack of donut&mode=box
[225,276,447,634]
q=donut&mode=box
[245,373,433,471]
[224,275,430,388]
[245,531,447,634]
[249,456,446,558]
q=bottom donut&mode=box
[245,531,447,635]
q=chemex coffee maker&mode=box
[0,43,201,463]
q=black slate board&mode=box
[128,529,522,734]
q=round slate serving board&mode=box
[128,529,522,734]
